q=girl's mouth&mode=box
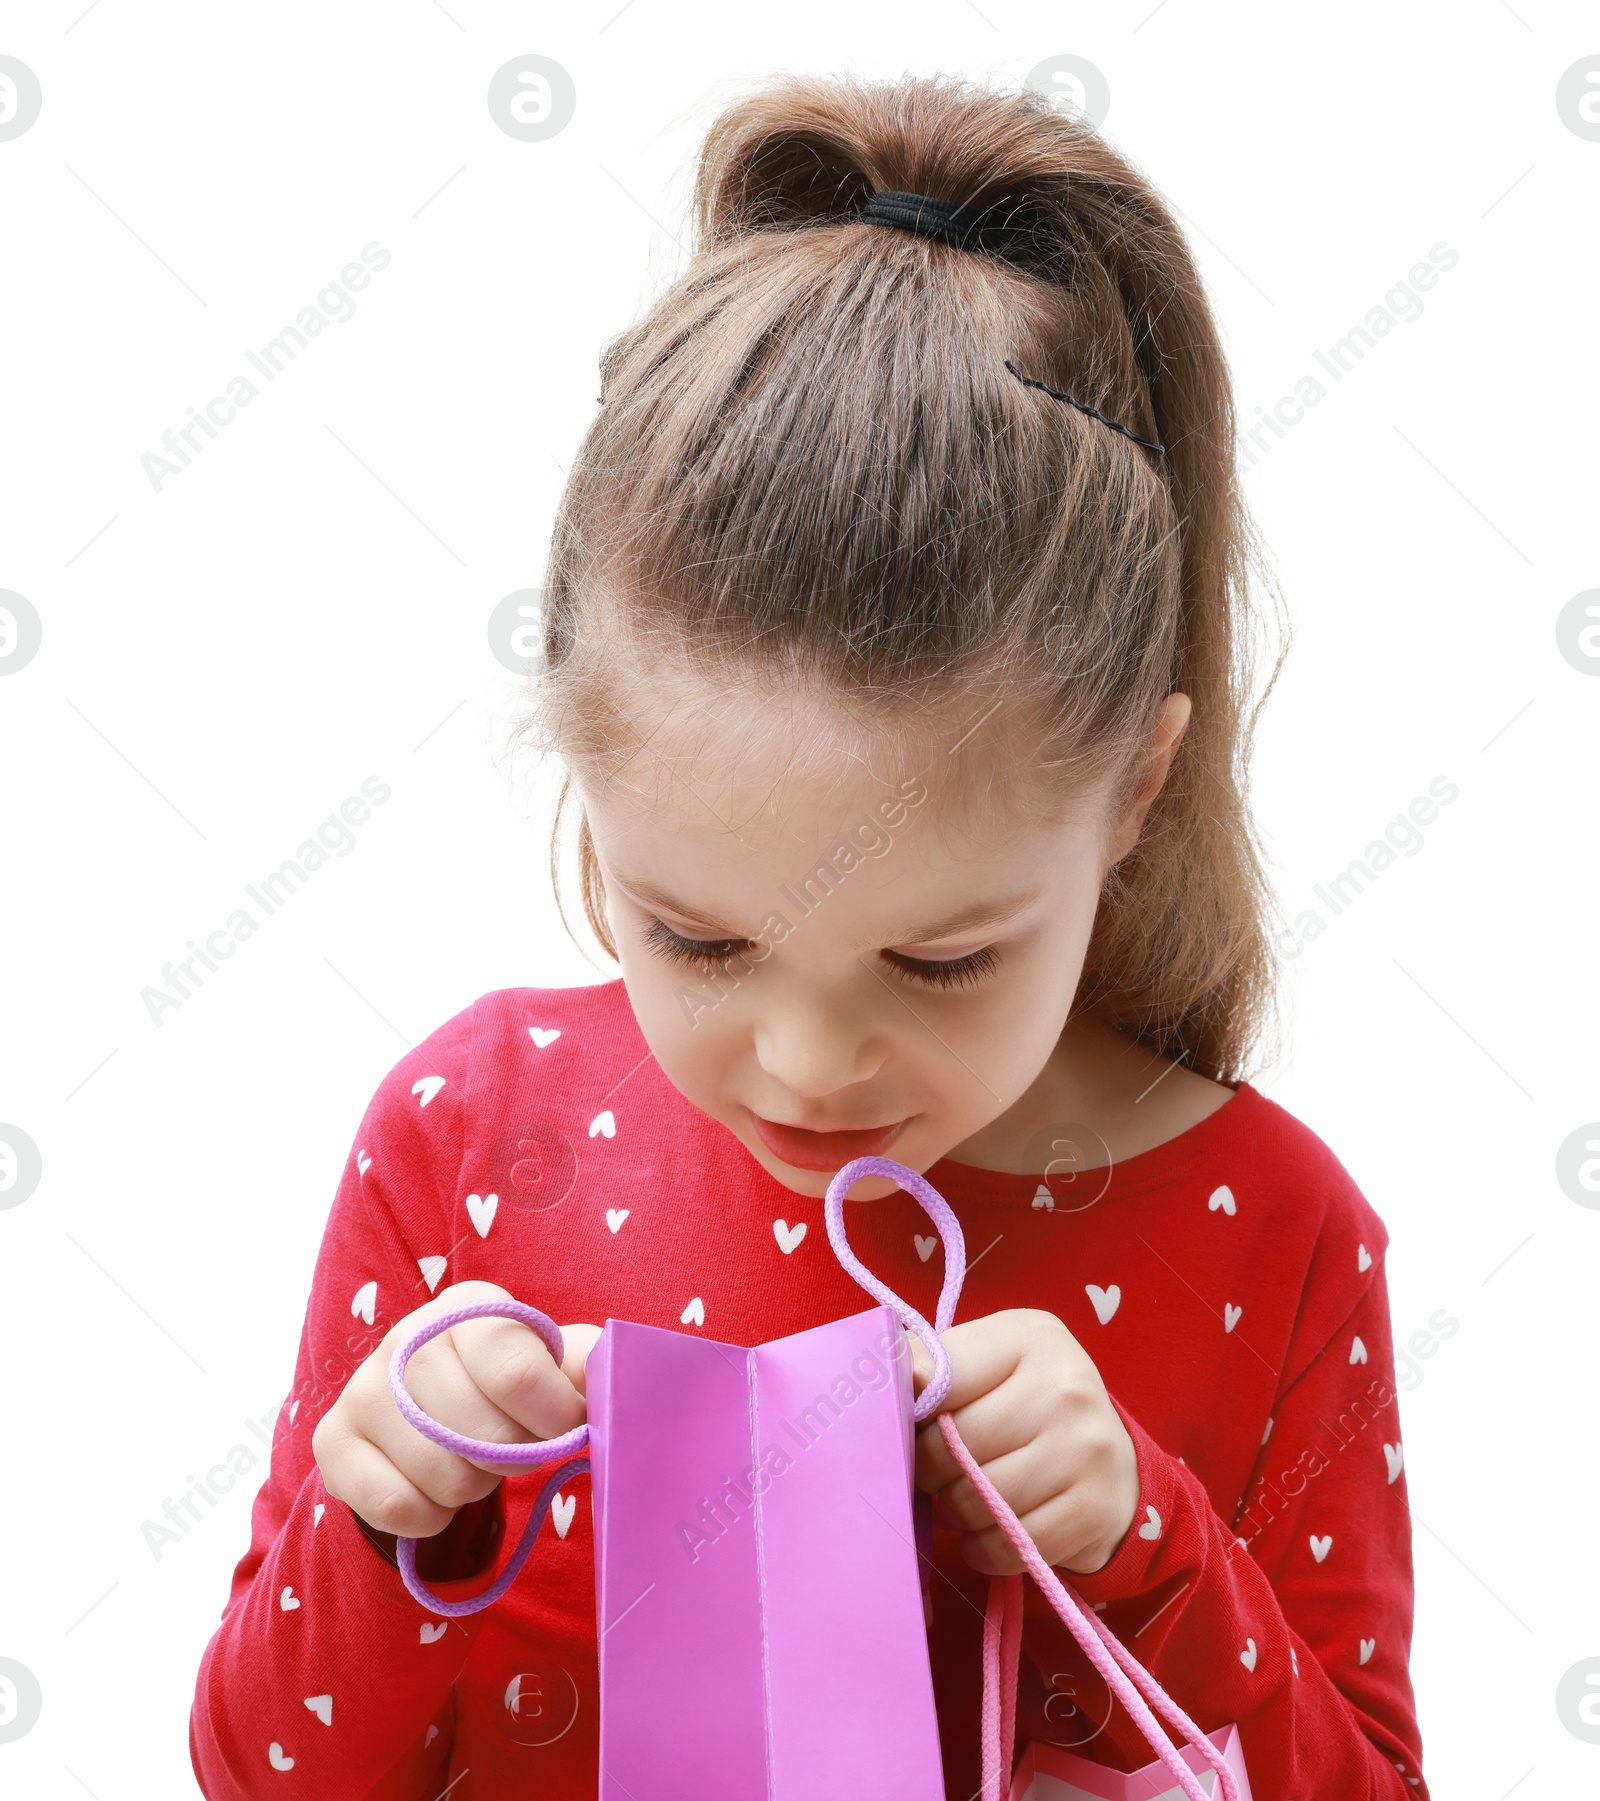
[750,1113,909,1172]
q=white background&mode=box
[1,1,1597,1795]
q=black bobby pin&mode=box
[1003,359,1167,456]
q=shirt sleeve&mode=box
[189,1007,505,1800]
[1061,1260,1427,1799]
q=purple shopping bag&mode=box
[388,1157,1246,1801]
[583,1307,944,1797]
[386,1160,966,1798]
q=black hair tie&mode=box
[860,189,984,251]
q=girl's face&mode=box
[578,686,1187,1199]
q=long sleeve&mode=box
[1061,1262,1426,1797]
[189,1010,498,1799]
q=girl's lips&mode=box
[750,1113,909,1172]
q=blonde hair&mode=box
[526,73,1289,1085]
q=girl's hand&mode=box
[312,1280,601,1538]
[910,1308,1140,1577]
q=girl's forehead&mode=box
[579,678,1110,869]
[586,675,997,836]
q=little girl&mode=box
[190,74,1427,1799]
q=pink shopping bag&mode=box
[387,1156,1249,1801]
[1009,1725,1252,1800]
[582,1306,944,1796]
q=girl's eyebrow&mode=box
[610,874,738,933]
[889,891,1042,946]
[616,871,1040,946]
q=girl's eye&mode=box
[642,918,999,991]
[642,918,748,975]
[882,945,999,990]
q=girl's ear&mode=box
[1107,692,1191,865]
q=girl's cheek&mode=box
[623,965,736,1084]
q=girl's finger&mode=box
[405,1328,552,1447]
[929,1314,1032,1412]
[955,1485,1105,1577]
[450,1312,588,1441]
[557,1323,604,1397]
[953,1518,1025,1578]
[356,1340,530,1503]
[315,1413,459,1540]
[932,1440,1062,1533]
[914,1378,1031,1490]
[916,1416,964,1492]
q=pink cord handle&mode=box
[983,1574,1024,1796]
[825,1157,1242,1801]
[387,1297,591,1615]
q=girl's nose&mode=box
[751,999,889,1100]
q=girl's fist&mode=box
[911,1308,1139,1576]
[312,1281,600,1538]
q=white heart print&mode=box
[552,1492,577,1538]
[1085,1283,1121,1325]
[1360,1637,1375,1665]
[304,1694,333,1726]
[350,1281,377,1327]
[1224,1303,1242,1332]
[1357,1242,1372,1272]
[420,1621,448,1644]
[466,1192,498,1238]
[1349,1335,1368,1365]
[1383,1442,1404,1483]
[1031,1185,1054,1212]
[1240,1638,1257,1672]
[418,1256,447,1293]
[774,1219,807,1254]
[528,1027,561,1048]
[411,1075,446,1108]
[312,1504,325,1528]
[1138,1505,1161,1540]
[357,1150,371,1177]
[268,1743,295,1771]
[1208,1185,1236,1215]
[681,1296,705,1327]
[279,1586,300,1611]
[1310,1534,1332,1563]
[606,1208,629,1234]
[589,1110,616,1139]
[915,1234,937,1262]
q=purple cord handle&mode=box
[395,1453,589,1617]
[823,1155,967,1420]
[388,1297,591,1615]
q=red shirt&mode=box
[190,981,1427,1798]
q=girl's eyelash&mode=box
[641,918,999,990]
[882,945,999,990]
[642,918,749,976]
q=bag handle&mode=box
[822,1156,967,1418]
[825,1156,1241,1801]
[386,1297,591,1615]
